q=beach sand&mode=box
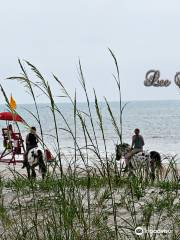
[0,161,179,239]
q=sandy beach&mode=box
[0,159,179,239]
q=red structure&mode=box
[0,127,25,164]
[0,112,25,165]
[0,112,24,122]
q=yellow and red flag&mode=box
[10,95,17,110]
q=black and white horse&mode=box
[115,143,163,181]
[26,147,47,179]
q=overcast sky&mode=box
[0,0,180,103]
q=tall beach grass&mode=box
[0,50,179,240]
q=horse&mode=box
[115,143,163,181]
[26,147,47,179]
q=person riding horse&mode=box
[123,128,145,172]
[116,129,162,180]
[21,126,47,179]
[22,126,39,169]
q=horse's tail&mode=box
[156,152,162,168]
[154,152,165,179]
[37,150,47,174]
[115,145,122,160]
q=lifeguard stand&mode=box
[0,127,25,165]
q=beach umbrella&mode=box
[0,112,24,122]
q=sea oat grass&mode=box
[0,52,179,239]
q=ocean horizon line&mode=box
[1,98,180,106]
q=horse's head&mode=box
[28,147,43,166]
[115,143,130,160]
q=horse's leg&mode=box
[42,171,45,180]
[150,151,162,181]
[115,145,122,160]
[150,160,155,182]
[123,152,132,172]
[159,165,164,180]
[144,166,148,182]
[40,163,47,180]
[31,167,36,179]
[156,164,164,181]
[153,157,162,181]
[129,161,134,169]
[155,165,159,182]
[26,164,31,179]
[38,151,47,179]
[150,172,155,182]
[128,150,139,170]
[125,151,132,165]
[145,160,150,182]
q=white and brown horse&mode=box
[26,147,47,179]
[115,143,163,181]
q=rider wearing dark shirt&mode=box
[22,127,39,168]
[26,131,38,151]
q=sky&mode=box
[0,0,180,103]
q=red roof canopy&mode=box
[0,112,24,122]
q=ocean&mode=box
[0,100,180,158]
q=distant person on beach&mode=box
[3,124,14,149]
[7,124,13,134]
[124,128,145,171]
[22,127,39,168]
[7,124,13,138]
[7,124,17,140]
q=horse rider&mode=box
[22,127,39,168]
[123,128,145,172]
